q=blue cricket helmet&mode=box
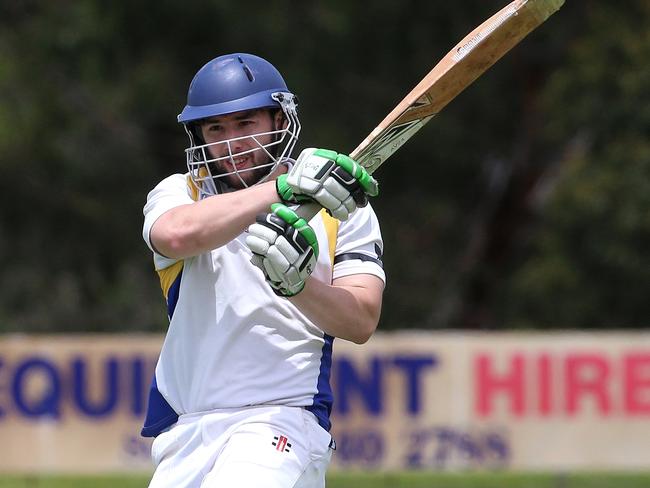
[178,53,291,123]
[179,53,301,195]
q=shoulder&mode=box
[334,203,384,261]
[148,173,192,195]
[144,173,195,206]
[332,203,385,282]
[338,203,382,236]
[142,173,194,242]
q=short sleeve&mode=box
[142,174,194,269]
[332,204,385,284]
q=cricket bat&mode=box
[298,0,564,220]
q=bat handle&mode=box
[294,201,322,222]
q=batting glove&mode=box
[246,203,319,297]
[276,148,379,221]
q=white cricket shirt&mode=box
[141,174,385,436]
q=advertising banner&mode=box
[1,332,649,473]
[329,331,650,471]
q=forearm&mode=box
[289,274,384,344]
[151,181,279,258]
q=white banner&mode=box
[330,331,650,471]
[1,332,649,473]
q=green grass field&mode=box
[1,472,649,488]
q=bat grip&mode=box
[294,202,322,222]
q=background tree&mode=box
[0,0,647,332]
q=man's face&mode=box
[199,109,282,189]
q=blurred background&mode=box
[1,0,649,334]
[1,0,649,486]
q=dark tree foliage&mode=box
[0,0,647,332]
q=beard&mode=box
[210,159,273,190]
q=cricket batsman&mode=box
[141,53,385,487]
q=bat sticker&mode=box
[359,117,434,172]
[452,4,520,62]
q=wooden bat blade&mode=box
[352,0,565,175]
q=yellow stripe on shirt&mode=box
[320,209,339,266]
[157,261,184,300]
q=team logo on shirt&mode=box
[272,435,292,453]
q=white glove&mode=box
[246,203,319,297]
[276,148,379,221]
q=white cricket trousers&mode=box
[148,405,334,488]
